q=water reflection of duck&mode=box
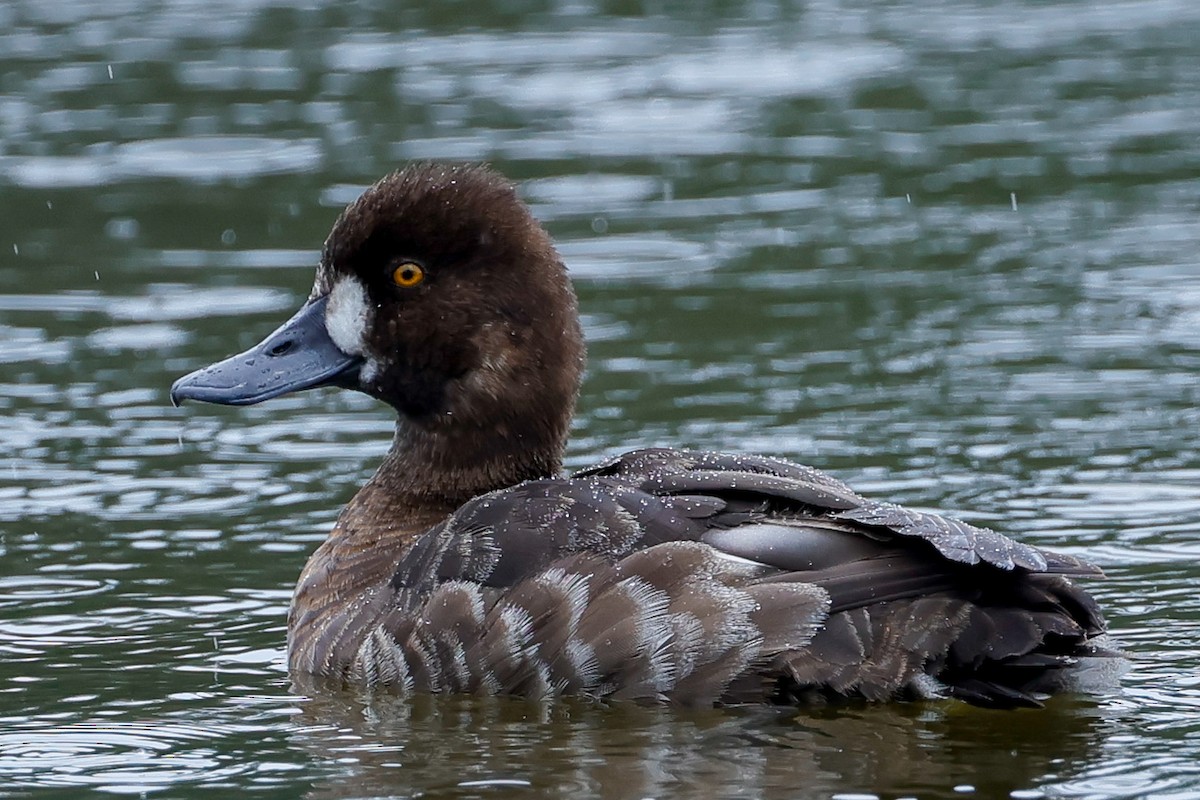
[289,691,1107,799]
[172,163,1115,708]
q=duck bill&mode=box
[170,295,362,407]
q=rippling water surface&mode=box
[3,1,1199,797]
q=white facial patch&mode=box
[324,277,371,356]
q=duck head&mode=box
[171,164,586,488]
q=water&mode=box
[2,0,1199,796]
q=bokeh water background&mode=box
[3,1,1200,797]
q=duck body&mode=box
[172,163,1113,709]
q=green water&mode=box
[2,1,1199,797]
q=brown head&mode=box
[171,163,586,503]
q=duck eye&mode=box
[391,262,425,288]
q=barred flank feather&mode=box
[349,541,831,705]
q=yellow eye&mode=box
[391,262,425,288]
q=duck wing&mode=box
[353,448,1108,707]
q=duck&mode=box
[171,162,1114,708]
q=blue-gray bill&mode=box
[169,294,361,407]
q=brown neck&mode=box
[336,418,563,543]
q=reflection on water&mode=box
[290,691,1111,800]
[2,0,1199,796]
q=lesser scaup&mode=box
[171,163,1113,707]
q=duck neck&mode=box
[335,418,564,542]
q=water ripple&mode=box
[1,137,323,187]
[0,720,251,792]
